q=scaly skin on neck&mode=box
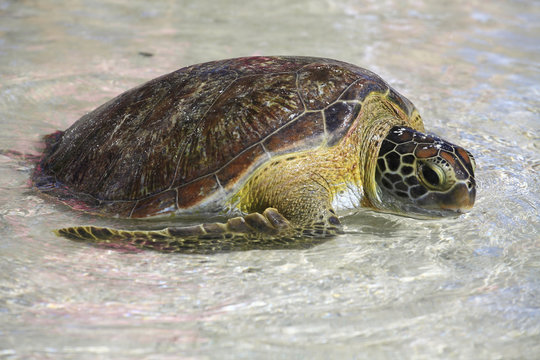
[358,92,424,210]
[230,92,422,225]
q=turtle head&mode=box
[373,126,476,218]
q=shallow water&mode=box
[0,0,539,359]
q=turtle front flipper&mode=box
[55,208,342,253]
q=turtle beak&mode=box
[439,182,476,214]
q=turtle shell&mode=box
[33,56,418,218]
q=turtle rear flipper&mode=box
[55,208,342,254]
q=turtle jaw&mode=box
[374,183,475,219]
[435,182,476,214]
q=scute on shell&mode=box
[33,56,415,218]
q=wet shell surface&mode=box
[33,56,416,218]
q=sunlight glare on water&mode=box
[0,0,539,359]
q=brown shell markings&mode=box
[33,56,415,218]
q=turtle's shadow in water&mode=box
[341,210,406,237]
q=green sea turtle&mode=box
[32,56,476,253]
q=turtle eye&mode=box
[418,162,445,190]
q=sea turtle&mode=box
[32,56,476,253]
